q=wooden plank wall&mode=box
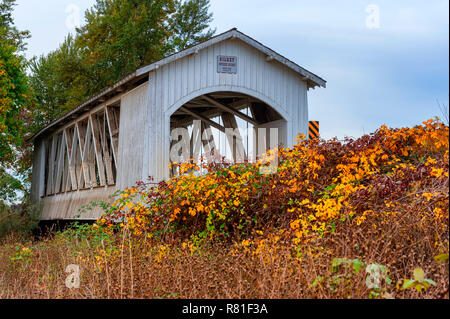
[41,187,117,220]
[30,138,46,204]
[116,83,149,189]
[253,119,287,159]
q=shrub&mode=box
[99,119,448,250]
[0,200,41,241]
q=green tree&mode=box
[28,35,90,132]
[0,0,30,202]
[0,0,29,51]
[75,0,216,98]
[169,0,215,52]
[0,166,21,202]
[76,0,176,94]
[23,0,215,199]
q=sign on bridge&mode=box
[217,55,237,74]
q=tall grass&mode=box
[0,226,448,299]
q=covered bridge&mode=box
[29,28,326,220]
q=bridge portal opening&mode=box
[169,91,286,176]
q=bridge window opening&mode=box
[41,103,121,197]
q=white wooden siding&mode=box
[41,187,117,220]
[116,83,149,190]
[30,139,46,204]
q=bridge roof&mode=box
[30,28,326,142]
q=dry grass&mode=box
[0,217,447,299]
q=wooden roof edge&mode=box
[136,28,327,88]
[29,71,139,142]
[29,28,326,143]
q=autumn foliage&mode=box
[102,118,448,250]
[0,119,448,298]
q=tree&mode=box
[28,35,90,132]
[0,0,29,51]
[0,0,30,202]
[0,33,29,163]
[169,0,215,52]
[27,0,217,136]
[76,0,176,94]
[75,0,215,96]
[22,0,215,200]
[28,0,215,129]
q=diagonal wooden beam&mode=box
[90,114,106,186]
[54,134,65,193]
[84,118,98,188]
[51,135,60,194]
[221,113,247,163]
[190,120,202,162]
[105,106,119,169]
[43,103,121,194]
[201,95,258,126]
[183,98,251,110]
[98,111,115,185]
[201,122,219,164]
[46,135,57,195]
[65,127,78,191]
[61,130,70,192]
[228,98,252,110]
[77,121,92,189]
[178,106,225,133]
[63,129,71,191]
[73,124,84,190]
[174,98,261,128]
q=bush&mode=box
[99,119,449,249]
[0,200,41,241]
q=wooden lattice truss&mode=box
[44,104,120,196]
[170,92,283,167]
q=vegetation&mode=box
[0,0,30,204]
[0,199,40,240]
[0,120,448,298]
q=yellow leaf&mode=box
[434,253,449,264]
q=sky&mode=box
[12,0,449,139]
